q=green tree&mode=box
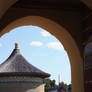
[59,81,68,91]
[43,78,57,92]
[43,78,51,91]
[43,79,71,92]
[50,80,56,88]
[68,84,72,91]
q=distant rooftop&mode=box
[0,43,50,78]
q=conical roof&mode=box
[0,43,50,78]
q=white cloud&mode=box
[41,31,51,37]
[30,41,43,46]
[47,42,64,50]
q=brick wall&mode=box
[81,3,92,92]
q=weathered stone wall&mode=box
[0,82,44,92]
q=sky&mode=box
[0,26,71,85]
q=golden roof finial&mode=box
[15,42,18,49]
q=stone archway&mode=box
[0,16,84,92]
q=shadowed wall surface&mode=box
[0,83,44,92]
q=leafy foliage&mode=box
[43,78,71,92]
[43,78,56,91]
[59,82,68,91]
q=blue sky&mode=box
[0,26,71,85]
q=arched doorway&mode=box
[0,16,84,92]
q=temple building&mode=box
[0,43,50,92]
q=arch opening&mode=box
[0,25,71,86]
[0,16,84,92]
